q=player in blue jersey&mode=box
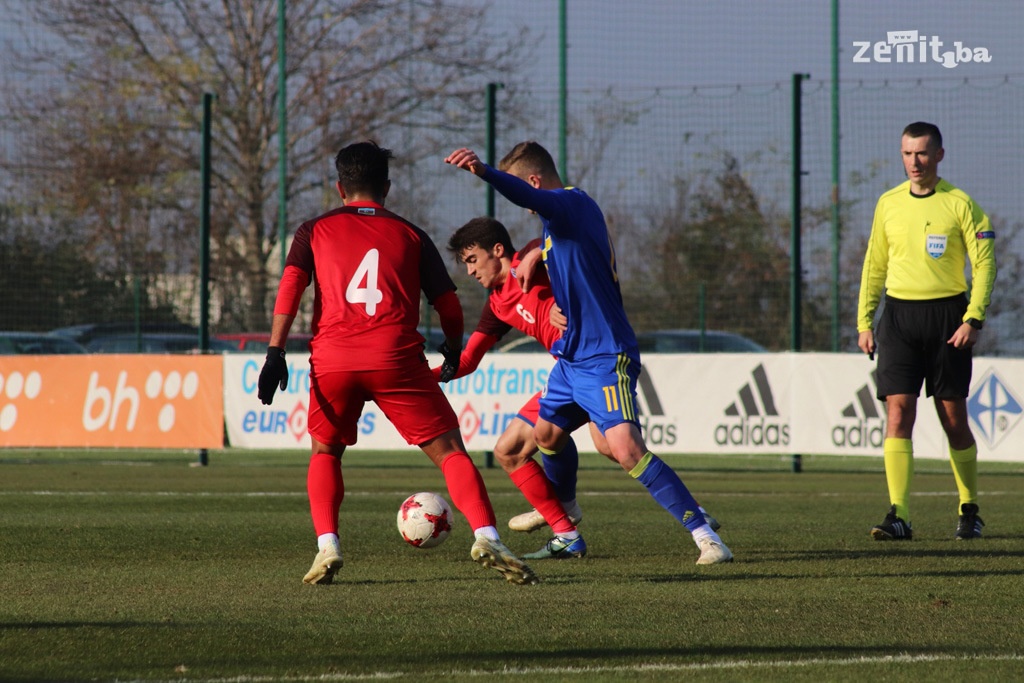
[446,142,732,564]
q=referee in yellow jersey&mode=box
[857,121,996,541]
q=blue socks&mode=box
[630,452,705,532]
[539,437,579,503]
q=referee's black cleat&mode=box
[871,505,913,540]
[954,503,984,540]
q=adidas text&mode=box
[639,416,677,446]
[831,420,886,449]
[714,418,789,447]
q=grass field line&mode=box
[131,652,1024,682]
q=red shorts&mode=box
[515,390,588,434]
[308,361,458,447]
[516,391,543,425]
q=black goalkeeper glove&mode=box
[437,341,461,383]
[258,346,288,405]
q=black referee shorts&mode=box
[875,294,972,400]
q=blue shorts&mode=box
[539,353,641,434]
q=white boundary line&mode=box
[131,653,1024,682]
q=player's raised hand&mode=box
[445,148,485,176]
[258,346,288,404]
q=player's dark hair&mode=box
[335,141,392,198]
[447,217,515,262]
[498,141,559,178]
[903,122,942,149]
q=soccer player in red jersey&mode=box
[436,217,720,559]
[446,143,732,566]
[257,142,537,586]
[434,217,589,559]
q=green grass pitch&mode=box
[2,449,1023,682]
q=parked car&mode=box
[0,331,87,355]
[50,322,200,346]
[636,329,767,353]
[496,329,767,354]
[216,332,313,354]
[85,333,237,354]
[217,328,459,355]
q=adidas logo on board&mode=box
[715,364,789,447]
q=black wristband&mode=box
[966,318,983,330]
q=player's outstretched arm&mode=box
[431,331,499,382]
[446,148,567,221]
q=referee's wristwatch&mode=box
[966,318,984,330]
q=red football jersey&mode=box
[474,239,562,352]
[281,201,456,371]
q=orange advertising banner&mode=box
[0,355,223,448]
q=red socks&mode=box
[307,453,343,536]
[509,459,574,534]
[308,451,503,536]
[440,452,496,530]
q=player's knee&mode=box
[493,447,523,472]
[534,422,569,453]
[943,423,974,449]
[886,410,916,436]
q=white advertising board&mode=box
[224,353,1024,462]
[222,353,569,452]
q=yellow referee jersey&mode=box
[857,179,996,332]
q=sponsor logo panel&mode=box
[832,371,887,449]
[968,368,1023,449]
[716,364,790,447]
[0,356,222,448]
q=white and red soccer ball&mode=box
[397,492,453,548]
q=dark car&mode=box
[0,331,88,355]
[216,328,460,355]
[50,322,201,346]
[216,332,313,354]
[497,329,766,354]
[636,329,767,353]
[85,333,237,354]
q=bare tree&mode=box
[2,0,529,329]
[609,154,794,348]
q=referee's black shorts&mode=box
[875,293,972,400]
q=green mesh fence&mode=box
[368,75,1024,356]
[1,3,1021,355]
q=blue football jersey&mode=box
[484,166,638,361]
